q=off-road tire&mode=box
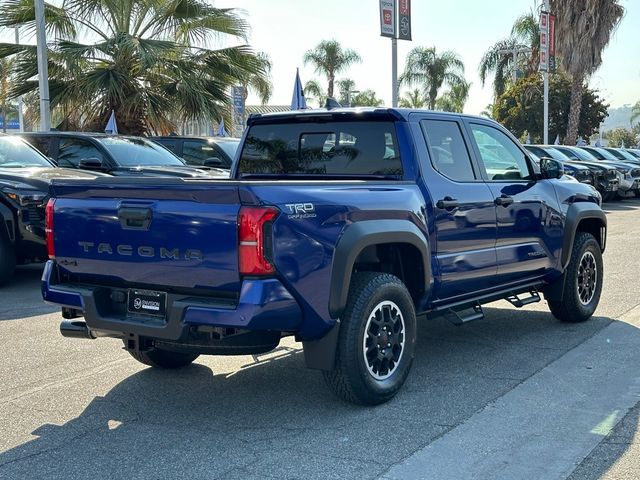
[548,232,603,323]
[127,346,199,369]
[0,234,16,286]
[323,272,416,405]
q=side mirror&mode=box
[203,157,223,167]
[539,157,564,179]
[79,157,105,170]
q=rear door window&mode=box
[238,121,402,176]
[183,140,229,167]
[420,120,476,181]
[57,138,105,168]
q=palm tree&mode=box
[435,80,471,113]
[551,0,624,144]
[240,52,273,105]
[480,104,494,119]
[479,10,540,99]
[351,90,383,107]
[303,40,361,98]
[630,100,640,126]
[0,0,271,135]
[399,89,426,108]
[303,79,326,108]
[400,46,465,110]
[0,57,14,133]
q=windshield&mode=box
[557,147,598,161]
[98,137,184,167]
[543,147,573,162]
[214,139,240,160]
[0,136,52,168]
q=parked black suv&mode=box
[0,135,105,284]
[150,136,239,168]
[20,132,226,177]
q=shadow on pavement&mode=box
[0,309,636,479]
[568,404,640,480]
[0,264,57,320]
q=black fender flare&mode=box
[561,202,607,269]
[328,219,431,319]
[0,201,15,243]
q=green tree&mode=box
[493,74,608,144]
[551,0,624,145]
[607,128,638,148]
[303,79,326,108]
[303,40,361,98]
[400,46,465,110]
[631,100,640,126]
[351,89,383,107]
[479,10,540,99]
[435,80,471,113]
[0,57,14,133]
[0,0,271,135]
[399,89,426,108]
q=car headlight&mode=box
[1,187,47,206]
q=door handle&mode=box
[118,207,152,229]
[436,197,459,210]
[494,195,514,206]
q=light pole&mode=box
[14,26,24,132]
[391,38,398,107]
[34,0,51,132]
[542,0,550,145]
[497,47,532,83]
[343,90,360,107]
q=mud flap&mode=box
[302,320,340,371]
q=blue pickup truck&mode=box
[42,109,606,405]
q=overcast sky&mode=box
[215,0,640,114]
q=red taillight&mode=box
[238,206,278,275]
[45,198,55,259]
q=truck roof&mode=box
[247,107,490,125]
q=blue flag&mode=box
[526,133,531,144]
[576,136,586,146]
[595,138,602,147]
[217,118,227,137]
[553,134,560,145]
[104,110,118,134]
[291,68,307,110]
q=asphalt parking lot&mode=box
[1,199,640,480]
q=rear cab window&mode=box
[238,120,402,177]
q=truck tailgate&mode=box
[50,180,241,294]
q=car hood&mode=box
[0,167,107,191]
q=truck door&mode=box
[464,120,562,284]
[413,116,498,300]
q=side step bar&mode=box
[448,303,484,325]
[506,289,541,308]
[446,288,541,326]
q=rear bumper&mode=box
[41,261,302,341]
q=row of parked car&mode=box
[524,144,640,201]
[0,132,240,285]
[1,127,639,287]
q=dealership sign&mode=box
[380,0,411,40]
[539,12,556,73]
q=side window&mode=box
[155,139,178,154]
[23,136,50,157]
[420,120,476,181]
[183,140,224,166]
[58,138,105,168]
[470,124,532,181]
